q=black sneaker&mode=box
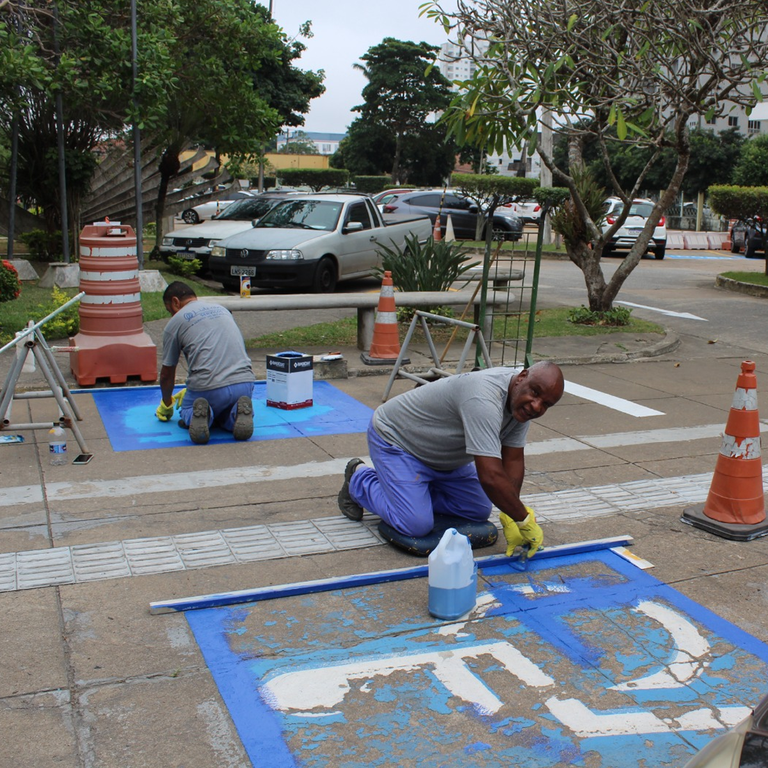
[233,395,254,441]
[338,458,365,521]
[189,398,210,445]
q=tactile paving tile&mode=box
[71,542,131,582]
[269,521,332,556]
[221,525,285,562]
[0,553,17,591]
[315,517,383,550]
[16,548,74,589]
[122,537,185,575]
[173,531,236,568]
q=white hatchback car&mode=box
[603,197,668,260]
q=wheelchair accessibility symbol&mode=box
[187,550,768,767]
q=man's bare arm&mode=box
[475,448,528,522]
[159,364,177,406]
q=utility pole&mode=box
[131,0,144,268]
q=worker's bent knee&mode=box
[396,518,434,538]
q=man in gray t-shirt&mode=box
[338,362,564,557]
[156,282,256,444]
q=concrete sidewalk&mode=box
[2,319,768,765]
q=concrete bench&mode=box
[462,265,524,288]
[201,290,509,351]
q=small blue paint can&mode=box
[428,528,477,620]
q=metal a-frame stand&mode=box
[0,293,93,462]
[381,310,493,402]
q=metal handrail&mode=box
[0,291,84,356]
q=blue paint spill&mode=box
[86,380,373,451]
[185,549,768,767]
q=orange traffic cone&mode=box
[682,360,768,540]
[360,271,409,366]
[433,214,442,242]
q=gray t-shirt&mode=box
[162,300,255,391]
[373,367,529,471]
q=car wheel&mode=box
[654,244,666,260]
[181,209,200,224]
[312,257,338,293]
[730,236,740,254]
[745,236,760,259]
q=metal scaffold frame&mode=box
[0,292,93,461]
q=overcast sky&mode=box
[273,1,452,135]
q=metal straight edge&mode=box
[149,535,633,615]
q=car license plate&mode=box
[177,251,196,260]
[231,266,256,277]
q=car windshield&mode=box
[629,202,654,218]
[213,198,277,221]
[255,200,343,231]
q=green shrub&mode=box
[375,234,474,293]
[0,260,21,302]
[37,287,80,339]
[19,229,74,262]
[352,175,390,194]
[167,256,202,277]
[567,305,632,326]
[276,168,350,191]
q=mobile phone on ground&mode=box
[72,454,93,465]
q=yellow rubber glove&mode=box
[172,388,186,410]
[518,507,544,558]
[499,512,525,556]
[155,400,174,422]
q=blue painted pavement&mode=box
[186,550,768,767]
[86,381,373,451]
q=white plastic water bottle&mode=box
[48,425,67,465]
[428,528,477,620]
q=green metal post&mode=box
[474,214,494,368]
[524,204,548,368]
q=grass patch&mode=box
[246,306,663,348]
[721,271,768,287]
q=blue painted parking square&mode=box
[185,549,768,767]
[86,381,373,451]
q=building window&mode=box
[705,115,716,125]
[728,116,739,128]
[748,120,761,135]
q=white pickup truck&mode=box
[208,193,432,292]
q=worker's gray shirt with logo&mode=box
[162,300,255,391]
[373,367,529,471]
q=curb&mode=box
[526,330,681,367]
[715,275,768,298]
[345,330,681,376]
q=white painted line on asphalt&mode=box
[615,300,707,321]
[564,381,665,418]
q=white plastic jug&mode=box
[428,528,477,620]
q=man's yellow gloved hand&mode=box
[499,512,525,556]
[155,400,175,422]
[172,388,186,410]
[518,507,544,558]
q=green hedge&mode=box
[276,168,350,192]
[352,176,390,194]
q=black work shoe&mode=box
[338,458,365,521]
[233,395,254,441]
[189,398,210,445]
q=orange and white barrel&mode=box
[78,223,144,336]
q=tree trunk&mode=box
[153,146,182,256]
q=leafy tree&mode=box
[708,184,768,275]
[352,38,453,182]
[330,120,396,176]
[733,134,768,186]
[451,173,539,238]
[425,0,768,311]
[277,131,318,154]
[0,0,175,238]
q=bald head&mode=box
[508,361,564,422]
